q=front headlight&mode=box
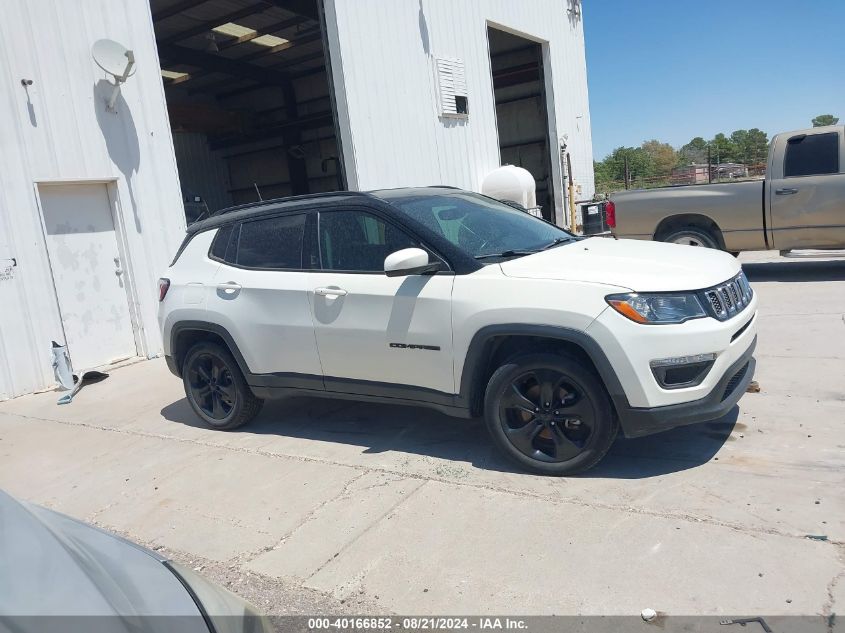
[606,292,707,324]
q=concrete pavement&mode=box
[0,252,843,617]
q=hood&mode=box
[0,490,203,621]
[499,237,741,292]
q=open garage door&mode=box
[487,27,556,222]
[151,0,344,222]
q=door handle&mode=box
[217,282,241,291]
[315,287,347,297]
[775,188,798,195]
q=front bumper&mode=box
[617,336,756,438]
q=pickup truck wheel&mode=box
[183,342,263,430]
[662,226,719,249]
[484,353,617,476]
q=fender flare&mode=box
[168,320,252,378]
[458,324,630,415]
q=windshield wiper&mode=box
[474,250,537,260]
[541,236,577,250]
[475,236,579,260]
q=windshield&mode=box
[382,191,574,259]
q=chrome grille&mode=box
[707,292,723,314]
[703,272,753,321]
[721,287,734,311]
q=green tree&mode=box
[641,139,678,175]
[602,146,655,182]
[710,133,736,164]
[730,130,750,163]
[726,129,769,165]
[679,137,708,164]
[812,114,839,127]
[745,128,769,164]
[593,146,657,193]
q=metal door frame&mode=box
[485,21,565,226]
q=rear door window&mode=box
[236,214,306,269]
[784,132,840,177]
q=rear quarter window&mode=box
[209,225,234,262]
[783,132,840,177]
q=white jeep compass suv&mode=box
[158,187,757,475]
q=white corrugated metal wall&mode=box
[325,0,594,219]
[0,0,184,399]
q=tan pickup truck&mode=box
[608,125,845,253]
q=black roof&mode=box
[368,186,462,199]
[186,187,463,234]
[186,191,372,234]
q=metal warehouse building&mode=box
[0,0,594,400]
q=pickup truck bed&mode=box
[612,180,767,252]
[609,125,845,253]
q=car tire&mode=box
[182,341,263,430]
[483,353,617,476]
[661,226,719,249]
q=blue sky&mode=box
[584,1,845,160]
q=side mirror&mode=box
[384,248,441,277]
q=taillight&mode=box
[605,201,616,228]
[158,278,170,302]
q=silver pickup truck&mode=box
[609,125,845,253]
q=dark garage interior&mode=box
[150,0,343,222]
[487,26,556,221]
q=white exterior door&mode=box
[39,183,137,370]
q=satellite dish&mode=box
[92,39,136,112]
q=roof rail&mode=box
[212,190,375,217]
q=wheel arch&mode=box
[459,325,630,418]
[169,321,251,379]
[653,213,726,249]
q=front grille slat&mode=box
[730,284,740,305]
[701,272,753,321]
[706,291,723,316]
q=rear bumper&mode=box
[617,336,756,438]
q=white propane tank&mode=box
[482,165,537,210]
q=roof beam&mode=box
[209,110,334,150]
[152,0,209,22]
[492,64,541,90]
[208,61,325,99]
[184,47,324,96]
[217,15,310,50]
[234,29,320,62]
[158,43,293,85]
[265,0,319,21]
[159,2,271,45]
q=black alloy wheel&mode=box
[182,342,263,430]
[499,369,594,463]
[484,353,617,475]
[187,352,237,420]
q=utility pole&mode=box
[623,155,630,190]
[707,144,712,184]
